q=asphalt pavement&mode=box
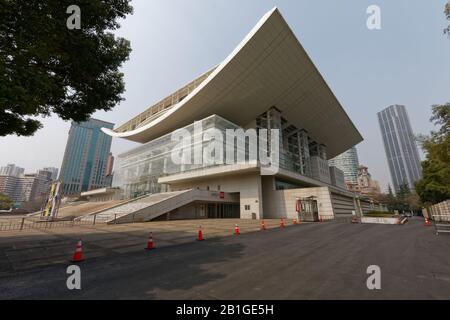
[0,217,449,299]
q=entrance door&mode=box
[297,198,319,222]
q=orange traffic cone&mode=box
[424,218,432,227]
[197,226,204,241]
[280,218,285,228]
[71,239,84,262]
[260,220,267,231]
[293,218,297,225]
[145,232,155,250]
[234,224,240,235]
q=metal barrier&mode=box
[432,215,450,235]
[0,215,111,232]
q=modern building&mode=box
[377,105,422,192]
[0,168,53,204]
[42,167,59,181]
[0,164,24,177]
[104,152,114,187]
[349,165,381,196]
[328,147,360,186]
[77,8,387,224]
[59,118,115,195]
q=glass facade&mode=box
[115,109,330,199]
[328,147,360,185]
[59,118,114,195]
[377,105,422,192]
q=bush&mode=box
[364,211,396,217]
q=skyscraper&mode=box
[377,105,422,192]
[42,167,59,181]
[59,118,114,195]
[328,147,360,185]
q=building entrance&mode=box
[297,197,319,222]
[207,203,240,218]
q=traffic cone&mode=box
[424,218,432,227]
[234,224,240,235]
[197,226,204,241]
[280,218,285,228]
[70,239,84,263]
[260,220,267,231]
[293,218,297,225]
[145,232,155,250]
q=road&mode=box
[1,217,449,299]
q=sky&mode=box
[1,0,449,192]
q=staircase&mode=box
[77,189,238,224]
[77,190,191,224]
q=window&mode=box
[244,205,250,211]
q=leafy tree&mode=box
[0,0,133,136]
[415,104,450,205]
[0,194,13,210]
[397,183,411,212]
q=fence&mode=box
[424,200,450,235]
[0,215,112,232]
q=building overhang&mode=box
[103,7,363,159]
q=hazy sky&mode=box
[1,0,449,191]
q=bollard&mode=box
[93,214,97,226]
[20,218,25,231]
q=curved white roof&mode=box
[103,7,363,159]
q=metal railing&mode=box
[0,215,112,232]
[432,215,450,235]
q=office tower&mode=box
[328,147,360,186]
[377,105,422,192]
[0,164,25,177]
[0,169,52,204]
[59,118,114,195]
[42,167,59,181]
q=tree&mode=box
[406,192,421,212]
[415,104,450,205]
[0,194,13,210]
[0,1,133,136]
[397,184,411,212]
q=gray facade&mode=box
[377,105,422,192]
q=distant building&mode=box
[0,168,53,204]
[0,175,20,202]
[42,167,59,181]
[329,166,346,190]
[328,147,360,186]
[104,152,114,187]
[105,152,114,176]
[353,165,381,196]
[0,164,24,177]
[377,105,422,192]
[59,118,114,195]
